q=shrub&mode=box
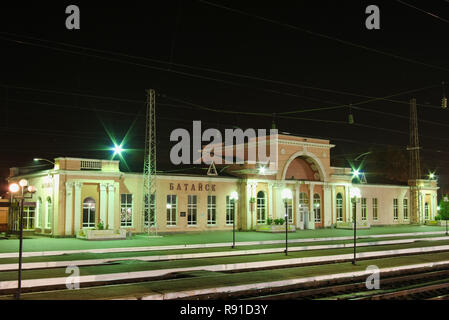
[266,218,273,225]
[97,221,104,230]
[274,218,285,225]
[435,214,442,221]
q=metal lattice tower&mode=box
[143,89,157,236]
[407,98,422,223]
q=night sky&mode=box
[1,1,449,196]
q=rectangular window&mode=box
[23,206,35,230]
[256,194,266,224]
[361,198,367,221]
[425,203,430,220]
[144,194,156,227]
[207,195,216,225]
[226,196,234,225]
[287,200,293,224]
[393,198,398,221]
[120,194,133,227]
[336,195,343,222]
[46,199,52,229]
[352,201,356,222]
[188,195,197,225]
[166,195,177,226]
[372,198,378,221]
[403,198,409,220]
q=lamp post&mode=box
[9,179,36,300]
[230,192,239,249]
[281,188,293,256]
[350,187,361,265]
[33,158,55,166]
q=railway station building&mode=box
[6,134,439,237]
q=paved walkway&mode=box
[0,230,446,259]
[1,244,449,291]
[0,236,447,272]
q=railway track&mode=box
[244,268,449,300]
[180,264,449,300]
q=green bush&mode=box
[97,221,104,230]
[266,218,273,225]
[274,218,285,225]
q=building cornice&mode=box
[278,139,335,149]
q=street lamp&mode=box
[9,178,36,300]
[281,188,293,256]
[230,191,239,249]
[33,158,55,166]
[350,187,361,265]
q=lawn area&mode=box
[0,239,448,282]
[0,225,445,253]
[7,250,449,300]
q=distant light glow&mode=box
[438,206,441,211]
[9,183,19,193]
[281,188,293,200]
[429,172,436,180]
[166,204,172,209]
[258,166,266,175]
[350,187,361,199]
[19,179,28,187]
[230,191,239,201]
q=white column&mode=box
[295,182,301,229]
[308,183,315,230]
[331,185,336,225]
[107,183,115,229]
[268,183,274,219]
[345,186,351,222]
[65,182,74,236]
[323,184,332,227]
[100,183,107,224]
[74,182,82,231]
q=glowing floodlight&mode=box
[258,166,266,175]
[112,144,124,156]
[166,204,172,210]
[429,172,436,180]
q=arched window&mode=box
[256,191,266,224]
[36,197,43,228]
[83,197,96,228]
[46,197,52,229]
[314,194,321,223]
[298,192,308,222]
[336,193,343,222]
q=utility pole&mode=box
[407,98,422,224]
[143,89,157,237]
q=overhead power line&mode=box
[395,0,449,24]
[0,32,443,113]
[198,0,449,73]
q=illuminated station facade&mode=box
[7,134,438,236]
